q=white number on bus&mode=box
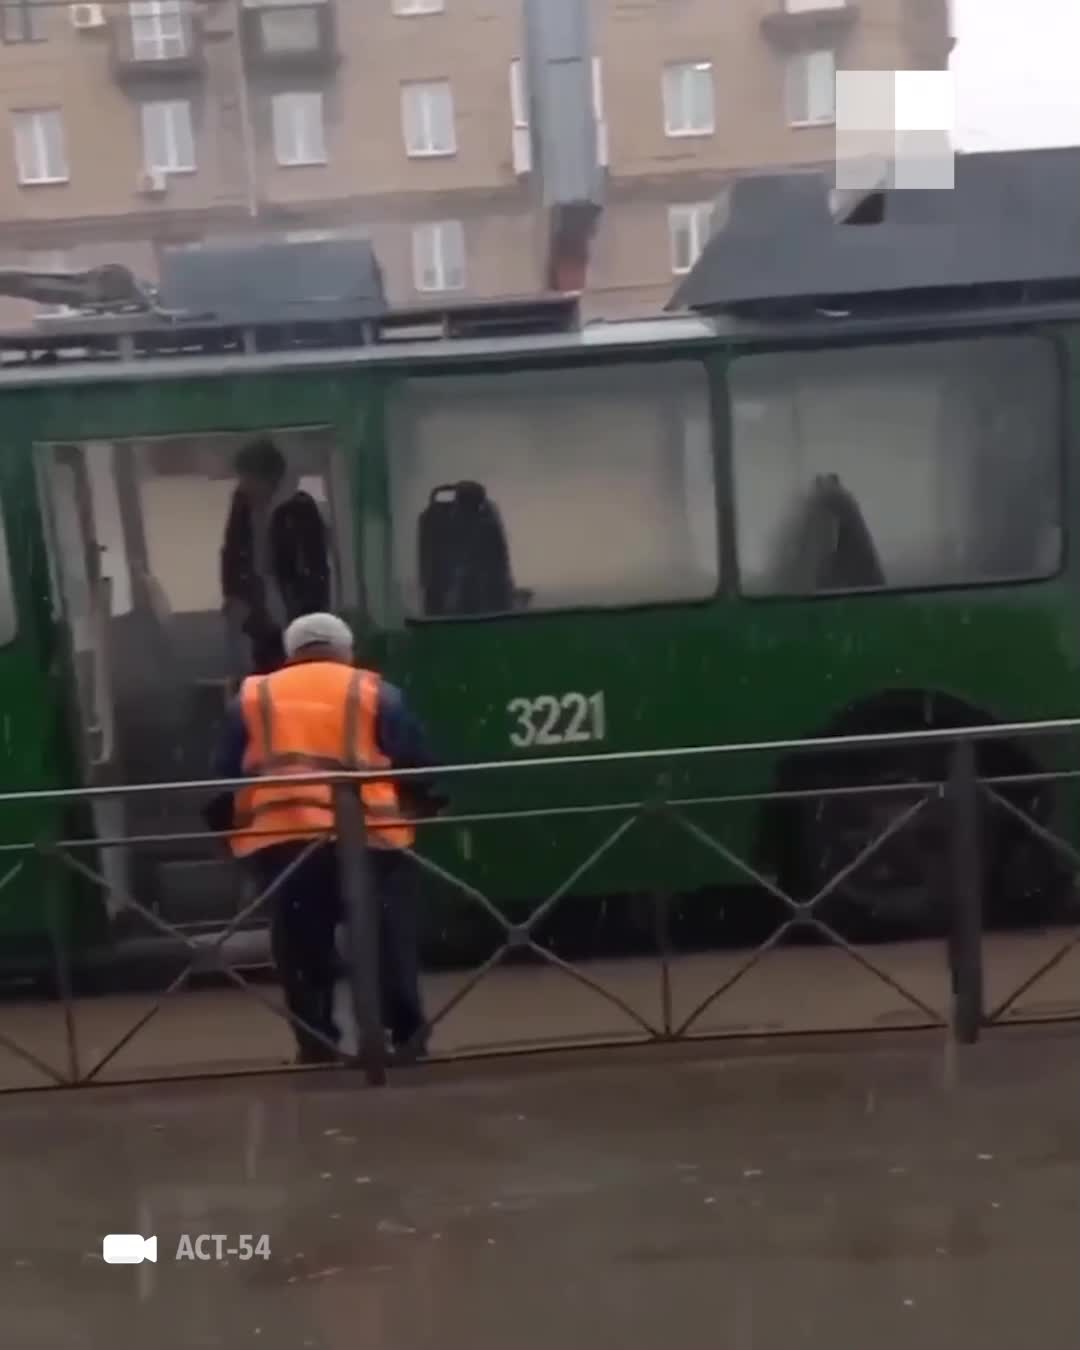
[507,692,606,749]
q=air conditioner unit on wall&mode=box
[137,170,169,197]
[70,3,106,30]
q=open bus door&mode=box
[36,427,357,943]
[37,444,128,924]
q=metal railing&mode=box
[1,715,1079,1091]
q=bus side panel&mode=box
[0,409,95,962]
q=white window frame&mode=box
[509,57,528,129]
[258,6,321,53]
[1,0,46,45]
[668,203,713,275]
[13,108,68,186]
[401,80,456,157]
[392,0,444,13]
[592,56,609,168]
[509,58,531,174]
[129,0,186,62]
[141,99,195,174]
[785,48,836,127]
[662,61,715,137]
[271,91,327,167]
[411,220,465,293]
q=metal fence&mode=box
[2,716,1080,1091]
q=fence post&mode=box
[947,739,983,1046]
[652,890,673,1038]
[333,783,386,1087]
[47,888,81,1086]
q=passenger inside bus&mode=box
[417,480,523,616]
[221,438,332,672]
[784,473,886,592]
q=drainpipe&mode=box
[232,1,259,219]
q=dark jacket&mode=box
[205,672,447,833]
[220,487,331,622]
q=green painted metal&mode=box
[0,313,1076,955]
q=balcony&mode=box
[110,2,204,84]
[241,0,339,75]
[760,0,859,49]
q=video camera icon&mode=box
[102,1234,158,1265]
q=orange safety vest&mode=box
[229,661,415,859]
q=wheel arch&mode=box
[758,687,1053,882]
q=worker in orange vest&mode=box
[211,612,443,1065]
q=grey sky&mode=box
[953,0,1080,150]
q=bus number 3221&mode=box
[507,692,606,748]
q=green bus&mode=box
[0,280,1072,971]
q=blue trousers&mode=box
[249,841,426,1059]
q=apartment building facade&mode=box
[0,0,953,323]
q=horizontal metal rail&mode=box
[0,713,1079,807]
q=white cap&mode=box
[283,612,354,660]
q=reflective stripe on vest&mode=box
[229,663,415,858]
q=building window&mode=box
[2,0,45,44]
[141,100,195,174]
[730,336,1062,596]
[401,81,456,157]
[786,49,836,126]
[129,0,186,61]
[662,62,714,137]
[271,91,327,166]
[668,203,713,275]
[392,0,444,13]
[13,109,68,185]
[509,57,528,127]
[592,56,609,168]
[509,58,530,174]
[412,221,465,293]
[388,362,718,618]
[259,6,321,53]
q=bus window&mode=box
[0,492,17,646]
[730,334,1061,595]
[389,360,719,617]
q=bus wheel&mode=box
[788,752,1062,937]
[789,752,952,938]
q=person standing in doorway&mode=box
[221,437,332,674]
[213,612,443,1065]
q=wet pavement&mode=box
[0,1028,1078,1348]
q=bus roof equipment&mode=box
[669,145,1080,316]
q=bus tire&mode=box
[781,740,1064,938]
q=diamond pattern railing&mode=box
[0,719,1077,1090]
